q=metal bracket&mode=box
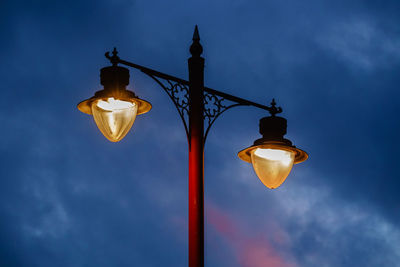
[203,92,245,141]
[146,75,190,139]
[202,91,282,141]
[106,48,282,143]
[106,48,191,139]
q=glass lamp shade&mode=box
[91,97,138,142]
[250,148,295,189]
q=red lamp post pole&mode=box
[188,26,205,267]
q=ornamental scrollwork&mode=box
[147,75,190,139]
[203,92,244,141]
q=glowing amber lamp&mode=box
[91,97,138,142]
[78,65,151,142]
[251,148,295,188]
[238,115,307,189]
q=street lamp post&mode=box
[188,27,205,267]
[78,26,307,267]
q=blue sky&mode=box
[1,0,400,266]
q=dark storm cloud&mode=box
[1,0,400,266]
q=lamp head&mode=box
[77,60,151,142]
[238,101,307,189]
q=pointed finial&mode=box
[190,25,203,57]
[193,25,200,41]
[105,47,120,66]
[112,47,118,57]
[268,98,283,116]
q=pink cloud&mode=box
[206,202,296,267]
[207,202,240,242]
[238,238,296,267]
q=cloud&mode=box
[207,155,400,267]
[269,179,400,267]
[1,0,400,266]
[317,18,400,71]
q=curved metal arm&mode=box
[203,96,282,142]
[105,48,282,142]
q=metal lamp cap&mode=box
[100,66,130,90]
[259,116,287,141]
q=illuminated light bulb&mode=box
[250,148,295,189]
[91,97,138,142]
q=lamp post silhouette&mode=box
[78,26,307,267]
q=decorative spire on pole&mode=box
[190,25,203,58]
